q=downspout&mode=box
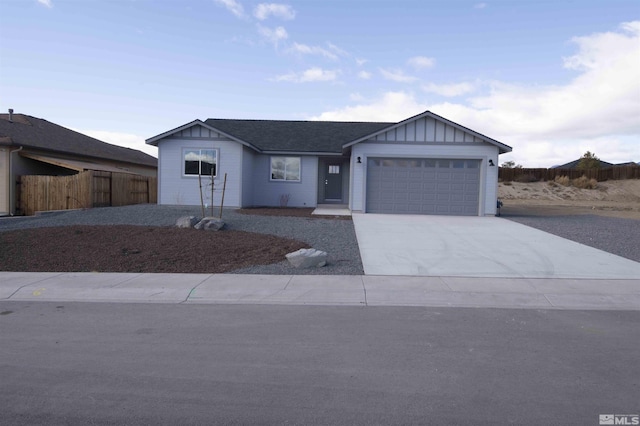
[9,146,23,215]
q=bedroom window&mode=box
[184,149,217,176]
[271,156,301,181]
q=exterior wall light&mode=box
[357,157,362,163]
[488,159,495,166]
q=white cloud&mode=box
[287,42,339,60]
[213,0,246,19]
[311,21,640,167]
[349,93,365,102]
[474,3,487,9]
[356,58,368,66]
[422,82,475,97]
[274,67,339,83]
[37,0,53,8]
[379,68,418,83]
[77,129,158,158]
[254,3,295,20]
[310,91,426,122]
[408,56,436,70]
[257,24,288,46]
[358,70,372,80]
[326,42,349,57]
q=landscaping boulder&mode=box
[176,216,199,228]
[194,217,226,231]
[285,248,327,268]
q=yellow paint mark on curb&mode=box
[32,288,46,296]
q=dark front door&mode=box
[324,163,342,201]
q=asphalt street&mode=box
[1,302,638,425]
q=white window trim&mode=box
[270,156,302,182]
[182,148,218,178]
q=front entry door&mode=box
[324,163,342,201]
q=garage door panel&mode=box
[424,171,437,179]
[367,157,480,215]
[380,181,394,190]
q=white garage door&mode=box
[366,158,480,215]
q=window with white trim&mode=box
[270,157,301,181]
[184,149,217,176]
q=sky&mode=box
[0,0,639,167]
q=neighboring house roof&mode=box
[146,110,512,155]
[551,159,632,169]
[0,113,157,168]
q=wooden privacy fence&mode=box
[499,165,640,182]
[18,170,157,216]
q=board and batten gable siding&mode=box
[156,133,243,207]
[350,142,499,215]
[374,116,486,144]
[249,155,319,208]
[173,124,229,139]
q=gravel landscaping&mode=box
[1,203,637,274]
[0,205,363,275]
[502,207,640,263]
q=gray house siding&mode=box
[0,149,8,215]
[156,136,243,207]
[241,146,256,207]
[250,155,318,207]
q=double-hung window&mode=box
[270,157,301,181]
[184,149,217,177]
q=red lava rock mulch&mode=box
[0,225,309,273]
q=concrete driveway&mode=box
[352,214,640,279]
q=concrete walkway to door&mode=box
[352,214,640,279]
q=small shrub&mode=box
[514,173,539,183]
[502,181,512,186]
[547,181,558,187]
[554,175,570,187]
[572,175,598,189]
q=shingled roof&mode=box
[0,113,157,167]
[204,119,394,153]
[553,159,615,169]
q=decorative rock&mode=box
[194,217,226,231]
[176,216,199,228]
[285,248,327,268]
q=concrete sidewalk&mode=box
[1,272,639,310]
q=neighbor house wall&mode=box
[350,142,500,215]
[250,155,318,207]
[156,136,243,207]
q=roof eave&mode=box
[18,146,157,168]
[261,150,343,156]
[146,119,261,152]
